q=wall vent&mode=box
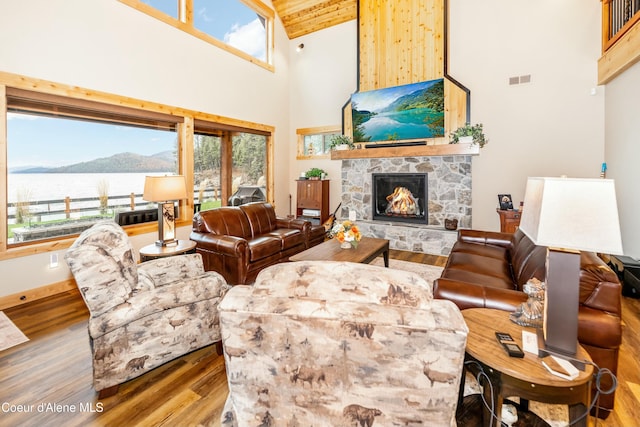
[509,75,532,85]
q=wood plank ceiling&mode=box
[271,0,357,39]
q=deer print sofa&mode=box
[219,261,468,426]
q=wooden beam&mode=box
[0,85,6,253]
[598,19,640,84]
[330,142,479,160]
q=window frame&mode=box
[119,0,275,71]
[0,71,274,259]
[193,120,270,208]
[296,125,341,160]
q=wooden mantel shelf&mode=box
[330,142,479,160]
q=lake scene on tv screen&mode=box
[351,78,444,143]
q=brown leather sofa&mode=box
[433,228,621,417]
[191,202,312,285]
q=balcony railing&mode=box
[603,0,640,51]
[7,188,221,224]
[7,187,221,243]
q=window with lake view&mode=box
[3,83,272,247]
[6,112,178,244]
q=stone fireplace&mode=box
[340,155,472,255]
[372,173,428,224]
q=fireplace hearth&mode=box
[373,173,428,224]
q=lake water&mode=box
[7,173,154,203]
[360,108,443,141]
[6,172,174,223]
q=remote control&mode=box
[495,331,524,358]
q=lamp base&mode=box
[156,202,177,247]
[537,328,586,371]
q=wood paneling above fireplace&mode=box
[343,0,470,147]
[358,0,444,90]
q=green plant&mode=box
[329,134,355,150]
[449,123,488,148]
[305,167,326,178]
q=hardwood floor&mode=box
[0,250,637,426]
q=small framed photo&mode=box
[498,194,513,210]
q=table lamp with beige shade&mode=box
[518,177,623,367]
[143,175,188,247]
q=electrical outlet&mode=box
[49,253,59,269]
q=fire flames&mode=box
[385,187,418,215]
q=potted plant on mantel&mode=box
[329,134,355,151]
[449,123,488,148]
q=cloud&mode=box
[197,7,212,22]
[7,112,41,121]
[224,18,266,61]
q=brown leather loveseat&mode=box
[433,228,621,417]
[191,202,313,286]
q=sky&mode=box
[144,0,266,60]
[7,113,176,169]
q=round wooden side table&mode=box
[462,308,593,427]
[139,239,197,262]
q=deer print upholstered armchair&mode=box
[219,261,468,426]
[65,221,231,398]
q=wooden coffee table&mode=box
[461,308,593,427]
[290,236,389,267]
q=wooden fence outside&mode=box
[7,188,221,224]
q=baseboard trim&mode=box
[0,279,77,310]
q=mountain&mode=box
[380,80,444,113]
[13,151,176,173]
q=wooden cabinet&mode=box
[496,208,521,233]
[296,179,329,224]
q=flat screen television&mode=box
[351,78,444,143]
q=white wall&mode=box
[448,0,605,230]
[288,1,606,233]
[288,21,358,214]
[0,0,291,298]
[605,60,640,259]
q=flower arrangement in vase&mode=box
[331,220,361,249]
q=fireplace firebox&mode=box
[372,173,428,224]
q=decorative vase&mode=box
[340,241,352,249]
[510,278,545,328]
[458,135,473,144]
